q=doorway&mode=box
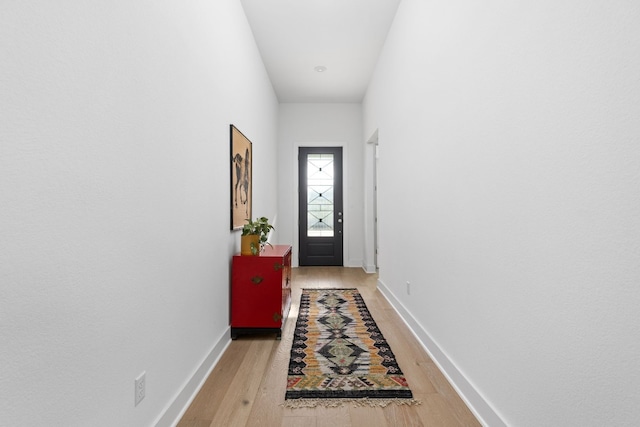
[364,131,379,273]
[298,147,343,266]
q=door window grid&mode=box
[306,154,334,237]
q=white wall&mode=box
[364,0,640,426]
[277,103,364,268]
[0,1,278,426]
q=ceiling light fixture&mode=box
[314,65,327,72]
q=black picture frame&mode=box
[230,124,252,230]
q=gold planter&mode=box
[241,235,260,256]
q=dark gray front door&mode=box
[298,147,343,266]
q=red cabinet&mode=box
[231,245,291,340]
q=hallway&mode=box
[178,267,480,427]
[3,1,639,425]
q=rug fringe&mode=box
[282,397,422,409]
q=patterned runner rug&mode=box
[284,288,420,408]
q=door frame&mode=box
[292,142,348,268]
[364,130,379,273]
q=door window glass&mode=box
[306,154,334,237]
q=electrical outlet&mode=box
[406,281,411,295]
[135,372,146,406]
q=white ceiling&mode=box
[240,0,402,103]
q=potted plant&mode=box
[241,217,274,255]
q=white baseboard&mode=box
[376,280,506,427]
[154,327,231,427]
[347,258,363,268]
[362,264,377,274]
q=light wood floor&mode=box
[177,267,481,427]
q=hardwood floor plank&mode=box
[207,338,276,427]
[245,320,294,426]
[281,416,318,427]
[349,406,388,427]
[383,403,425,427]
[315,405,352,427]
[177,340,252,425]
[177,267,480,427]
[175,420,212,427]
[412,394,468,427]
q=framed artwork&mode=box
[230,124,252,230]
